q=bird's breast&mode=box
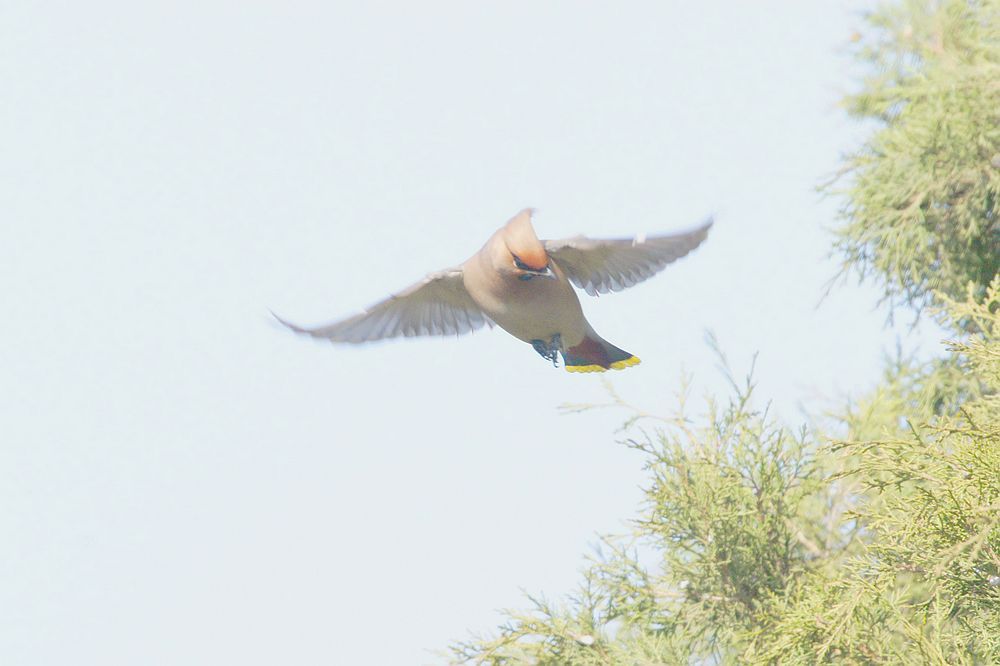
[463,258,587,345]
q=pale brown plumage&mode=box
[275,208,711,371]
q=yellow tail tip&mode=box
[565,356,641,373]
[565,364,606,373]
[610,355,641,370]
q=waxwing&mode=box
[276,208,711,372]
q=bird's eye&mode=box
[512,255,532,271]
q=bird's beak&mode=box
[531,265,557,279]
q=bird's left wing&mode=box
[273,268,492,343]
[544,218,712,296]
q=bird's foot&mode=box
[531,334,563,367]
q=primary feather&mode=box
[273,269,492,343]
[543,218,713,296]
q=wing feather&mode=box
[273,268,491,344]
[544,218,712,295]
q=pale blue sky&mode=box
[2,1,946,664]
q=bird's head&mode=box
[498,208,555,281]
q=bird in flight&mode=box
[275,208,711,373]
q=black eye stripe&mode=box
[513,255,532,270]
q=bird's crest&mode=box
[500,208,548,270]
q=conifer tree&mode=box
[448,1,999,662]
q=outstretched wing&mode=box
[274,268,492,343]
[544,218,712,296]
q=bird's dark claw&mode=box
[531,334,563,367]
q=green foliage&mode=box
[831,0,999,320]
[450,367,837,664]
[448,2,1000,663]
[448,287,999,666]
[761,279,1000,664]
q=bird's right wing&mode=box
[544,218,712,296]
[273,268,492,344]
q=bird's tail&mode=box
[563,331,640,373]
